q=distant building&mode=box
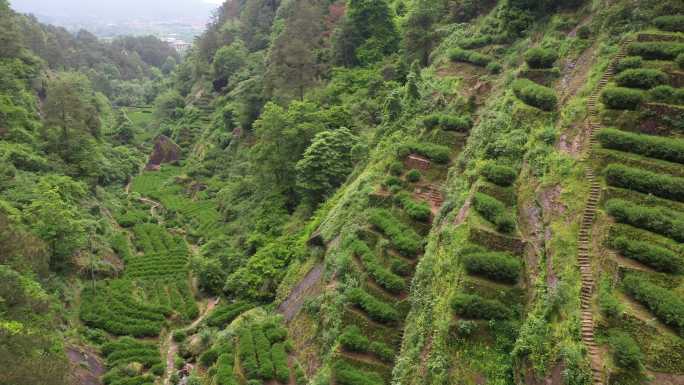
[162,37,191,53]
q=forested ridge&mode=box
[1,0,684,385]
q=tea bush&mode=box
[608,331,643,370]
[623,274,684,334]
[462,252,521,283]
[473,193,517,233]
[368,208,423,256]
[349,238,406,293]
[422,113,472,132]
[215,353,238,385]
[601,87,645,110]
[237,327,259,379]
[396,192,431,222]
[253,326,274,379]
[627,42,684,60]
[397,142,451,164]
[609,236,682,274]
[524,47,558,69]
[339,325,369,352]
[605,199,684,242]
[451,293,511,320]
[448,47,494,67]
[512,78,557,111]
[347,287,399,323]
[481,163,517,187]
[206,302,253,328]
[597,128,684,164]
[615,56,642,73]
[604,163,684,202]
[654,15,684,32]
[615,68,668,90]
[332,361,384,385]
[406,169,421,182]
[271,343,290,383]
[648,85,684,105]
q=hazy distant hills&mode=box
[9,0,218,22]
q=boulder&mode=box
[145,135,181,171]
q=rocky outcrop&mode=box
[145,135,181,171]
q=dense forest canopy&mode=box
[2,0,684,384]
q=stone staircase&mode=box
[414,184,445,212]
[578,36,633,385]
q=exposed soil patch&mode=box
[67,346,105,385]
[558,127,584,156]
[647,372,684,385]
[278,263,325,322]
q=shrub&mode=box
[462,252,521,283]
[368,209,423,256]
[604,163,684,202]
[677,53,684,69]
[347,288,399,323]
[406,169,421,182]
[487,62,503,74]
[615,56,642,73]
[481,163,517,186]
[333,361,384,385]
[597,128,684,164]
[339,325,369,352]
[458,35,493,49]
[215,353,238,385]
[264,326,287,344]
[398,142,451,164]
[206,302,253,328]
[512,78,557,111]
[391,258,412,276]
[577,25,591,39]
[389,161,404,176]
[648,85,684,105]
[654,15,684,32]
[237,327,259,379]
[383,176,403,188]
[396,192,431,222]
[369,341,395,362]
[451,294,511,320]
[270,343,289,384]
[606,199,684,242]
[627,42,684,60]
[422,114,441,129]
[472,193,516,234]
[199,348,219,367]
[608,331,643,370]
[623,274,684,333]
[252,327,274,380]
[598,279,623,319]
[601,87,644,110]
[609,236,682,273]
[615,68,668,90]
[440,115,473,131]
[524,47,558,69]
[448,48,494,67]
[172,330,186,342]
[349,239,406,293]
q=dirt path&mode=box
[163,298,219,385]
[278,263,324,322]
[67,346,105,385]
[139,197,162,218]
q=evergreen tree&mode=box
[402,0,438,66]
[0,0,23,59]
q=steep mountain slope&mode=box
[2,0,684,385]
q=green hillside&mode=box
[1,0,683,385]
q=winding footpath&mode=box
[163,298,219,385]
[578,37,632,385]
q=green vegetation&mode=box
[462,252,521,283]
[396,192,431,222]
[348,288,400,323]
[423,113,473,132]
[615,56,643,73]
[451,294,511,320]
[615,68,668,90]
[397,142,451,164]
[606,199,684,242]
[648,85,684,105]
[627,42,684,60]
[601,87,645,110]
[368,209,423,256]
[524,47,558,69]
[206,302,253,328]
[481,163,517,187]
[597,128,684,164]
[473,193,517,233]
[653,15,684,32]
[608,331,643,370]
[623,274,684,334]
[332,361,384,385]
[604,163,684,202]
[349,238,406,293]
[608,236,682,273]
[512,78,557,111]
[448,48,495,67]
